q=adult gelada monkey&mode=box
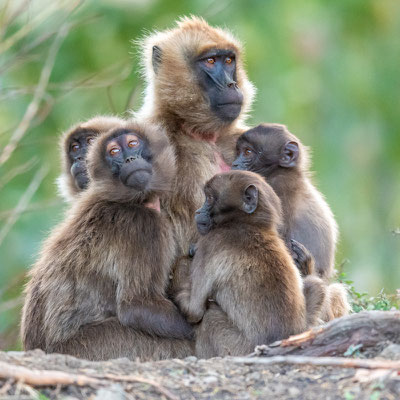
[180,171,318,357]
[136,16,255,262]
[57,115,125,202]
[232,123,349,319]
[21,121,193,361]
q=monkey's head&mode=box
[195,170,282,235]
[57,116,125,202]
[87,121,175,203]
[232,123,309,178]
[138,16,255,135]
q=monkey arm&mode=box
[186,261,214,324]
[117,295,194,340]
[290,239,315,276]
[169,256,192,314]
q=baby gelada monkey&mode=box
[182,170,308,357]
[21,121,194,361]
[57,115,125,202]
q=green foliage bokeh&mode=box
[0,0,399,349]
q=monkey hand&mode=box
[118,298,194,340]
[188,243,197,258]
[290,239,315,276]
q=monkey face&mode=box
[195,50,243,122]
[196,172,260,235]
[232,124,300,176]
[68,131,98,190]
[104,131,153,191]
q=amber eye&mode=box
[206,194,213,203]
[109,148,120,156]
[206,57,215,64]
[128,139,139,148]
[87,137,95,145]
[71,143,80,152]
[225,57,232,64]
[244,148,253,156]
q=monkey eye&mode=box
[206,57,216,65]
[71,142,80,152]
[128,139,139,148]
[109,147,120,156]
[87,137,95,145]
[244,148,253,157]
[225,57,232,64]
[206,193,214,203]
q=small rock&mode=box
[288,387,301,397]
[203,376,218,384]
[185,356,198,362]
[379,343,400,360]
[94,384,126,400]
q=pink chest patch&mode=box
[145,197,161,212]
[214,151,231,173]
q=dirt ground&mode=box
[0,347,399,400]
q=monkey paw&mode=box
[290,239,315,276]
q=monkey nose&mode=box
[125,156,136,163]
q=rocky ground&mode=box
[0,311,399,399]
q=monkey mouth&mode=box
[124,169,152,189]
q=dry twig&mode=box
[230,355,400,370]
[0,361,101,387]
[0,363,179,400]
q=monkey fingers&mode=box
[118,298,194,340]
[290,239,315,276]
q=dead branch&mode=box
[0,361,102,387]
[247,310,400,358]
[0,164,49,246]
[230,355,400,370]
[0,362,179,400]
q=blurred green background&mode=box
[0,0,399,350]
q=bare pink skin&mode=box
[145,197,161,212]
[214,151,231,172]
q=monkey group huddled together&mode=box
[21,17,349,361]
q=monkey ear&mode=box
[280,141,299,168]
[242,184,258,214]
[152,45,162,73]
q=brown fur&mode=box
[235,123,349,320]
[57,115,125,202]
[135,16,255,259]
[181,171,308,357]
[21,120,194,360]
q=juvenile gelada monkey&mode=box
[233,123,338,280]
[21,121,194,361]
[233,123,349,319]
[57,115,125,202]
[181,170,310,357]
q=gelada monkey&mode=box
[233,123,338,279]
[136,17,255,262]
[180,171,324,357]
[233,123,349,319]
[21,121,193,361]
[57,115,125,201]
